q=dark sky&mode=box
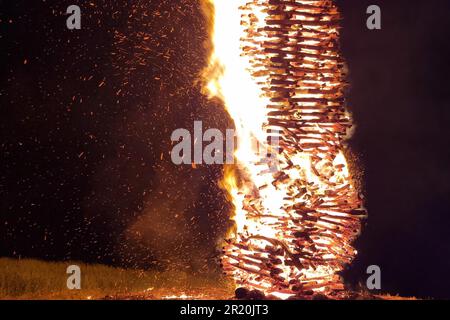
[338,0,450,299]
[1,0,450,298]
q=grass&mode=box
[0,258,232,300]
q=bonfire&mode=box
[203,0,367,299]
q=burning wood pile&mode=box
[203,0,366,299]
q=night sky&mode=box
[1,1,450,299]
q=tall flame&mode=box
[203,0,366,299]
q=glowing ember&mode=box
[162,293,206,300]
[203,0,366,299]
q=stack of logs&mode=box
[221,0,367,298]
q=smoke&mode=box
[80,0,232,273]
[118,160,223,272]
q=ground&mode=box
[0,258,233,300]
[0,258,414,300]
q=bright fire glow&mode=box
[202,0,366,299]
